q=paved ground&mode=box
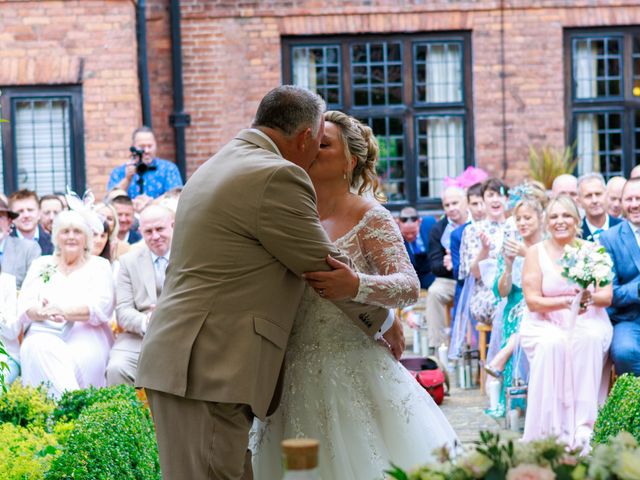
[439,382,520,443]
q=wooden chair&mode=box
[476,322,492,394]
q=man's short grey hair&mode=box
[252,85,326,137]
[577,172,606,189]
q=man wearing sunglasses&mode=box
[397,206,436,290]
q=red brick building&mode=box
[1,0,640,208]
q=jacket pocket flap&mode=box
[253,316,288,349]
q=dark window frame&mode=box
[566,27,640,179]
[282,32,474,210]
[0,85,85,195]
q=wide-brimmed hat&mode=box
[0,198,18,220]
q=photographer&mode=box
[107,127,183,203]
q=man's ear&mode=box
[296,127,312,151]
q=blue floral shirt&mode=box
[107,158,183,199]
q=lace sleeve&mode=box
[352,207,420,309]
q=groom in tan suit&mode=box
[137,86,399,480]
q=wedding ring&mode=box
[318,289,325,297]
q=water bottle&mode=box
[282,438,321,479]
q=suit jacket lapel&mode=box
[139,248,157,302]
[621,221,640,275]
[581,218,593,241]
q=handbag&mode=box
[401,357,446,405]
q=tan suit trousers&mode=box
[425,277,457,348]
[146,389,254,480]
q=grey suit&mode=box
[106,246,157,386]
[1,236,41,288]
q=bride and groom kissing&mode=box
[136,85,457,480]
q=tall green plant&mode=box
[528,144,577,189]
[593,373,640,445]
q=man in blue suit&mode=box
[578,173,622,241]
[398,206,436,290]
[599,177,640,376]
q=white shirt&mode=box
[586,216,610,240]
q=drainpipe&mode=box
[136,0,152,127]
[169,0,190,180]
[499,0,508,179]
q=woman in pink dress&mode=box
[520,195,613,452]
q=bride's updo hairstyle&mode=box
[324,111,385,201]
[544,194,582,238]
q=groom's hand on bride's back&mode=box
[381,317,405,361]
[302,255,360,300]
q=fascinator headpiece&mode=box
[65,187,104,235]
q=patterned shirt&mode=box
[107,158,183,199]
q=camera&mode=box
[129,146,149,175]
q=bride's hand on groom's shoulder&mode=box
[302,255,360,300]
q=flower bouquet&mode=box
[386,431,640,480]
[559,241,613,328]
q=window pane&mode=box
[634,110,640,166]
[416,116,464,198]
[350,41,403,106]
[573,37,623,99]
[14,98,73,195]
[575,112,624,180]
[359,116,406,202]
[634,37,640,97]
[292,45,342,107]
[414,41,463,104]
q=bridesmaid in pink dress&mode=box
[520,196,613,452]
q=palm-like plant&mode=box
[528,144,577,190]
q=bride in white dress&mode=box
[251,111,458,479]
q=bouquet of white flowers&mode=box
[560,241,613,290]
[559,241,613,329]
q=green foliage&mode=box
[593,373,640,445]
[0,423,60,480]
[53,383,139,422]
[0,339,9,393]
[0,383,56,428]
[528,144,577,190]
[45,398,160,480]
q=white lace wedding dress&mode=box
[251,205,458,479]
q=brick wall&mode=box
[0,0,140,199]
[164,0,640,185]
[2,0,640,198]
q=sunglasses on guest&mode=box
[399,216,419,223]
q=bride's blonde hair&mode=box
[324,111,386,202]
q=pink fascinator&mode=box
[444,166,489,190]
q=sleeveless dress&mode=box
[520,242,612,452]
[251,205,458,479]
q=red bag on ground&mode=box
[415,369,445,405]
[400,357,447,405]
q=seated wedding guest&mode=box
[631,165,640,179]
[606,176,626,218]
[95,202,130,260]
[0,198,41,288]
[451,182,485,281]
[578,173,621,241]
[551,174,578,201]
[18,210,115,398]
[9,190,53,255]
[39,195,65,235]
[459,178,515,325]
[485,187,546,418]
[426,186,469,349]
[0,269,21,386]
[521,196,612,452]
[599,178,640,376]
[109,195,141,245]
[107,126,183,201]
[398,206,436,289]
[106,205,174,386]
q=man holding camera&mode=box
[108,127,183,202]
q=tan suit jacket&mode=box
[137,129,388,419]
[115,246,157,351]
